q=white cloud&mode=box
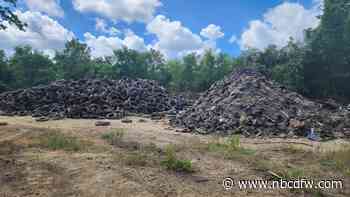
[95,18,108,32]
[123,30,147,51]
[24,0,64,17]
[313,0,324,9]
[73,0,161,23]
[147,15,221,58]
[95,18,120,36]
[146,15,203,58]
[239,2,320,50]
[229,35,237,44]
[84,33,123,57]
[84,30,146,58]
[0,10,74,56]
[179,40,221,58]
[200,24,224,40]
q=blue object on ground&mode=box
[307,128,321,141]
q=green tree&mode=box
[182,53,197,91]
[236,45,283,77]
[196,50,216,91]
[89,57,114,79]
[112,47,148,79]
[0,49,12,91]
[166,60,185,91]
[54,39,93,80]
[0,0,26,30]
[214,53,233,81]
[272,40,305,92]
[9,46,55,88]
[304,0,350,99]
[235,40,306,92]
[145,49,171,85]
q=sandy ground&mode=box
[0,116,349,197]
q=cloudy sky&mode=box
[0,0,322,58]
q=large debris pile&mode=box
[0,79,186,119]
[172,69,350,138]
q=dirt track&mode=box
[0,116,349,197]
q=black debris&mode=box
[0,78,187,120]
[172,68,350,138]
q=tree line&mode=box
[0,43,235,93]
[1,0,350,102]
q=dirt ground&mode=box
[0,116,349,197]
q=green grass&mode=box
[101,129,125,146]
[205,135,256,159]
[227,135,240,151]
[39,131,83,151]
[161,145,194,173]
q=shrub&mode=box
[161,145,194,173]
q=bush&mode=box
[161,145,194,173]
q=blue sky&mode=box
[0,0,321,58]
[159,0,315,56]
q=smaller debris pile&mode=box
[0,78,187,120]
[172,69,350,138]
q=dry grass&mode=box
[122,143,162,167]
[321,147,350,177]
[280,145,309,154]
[1,116,349,197]
[199,135,256,160]
[101,128,126,146]
[124,152,149,166]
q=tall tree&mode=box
[272,40,305,92]
[89,57,114,79]
[54,39,93,80]
[214,53,233,81]
[197,50,216,91]
[166,59,184,91]
[0,0,26,30]
[0,49,12,91]
[304,0,350,99]
[182,53,197,91]
[145,49,171,85]
[112,47,148,79]
[10,46,55,88]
